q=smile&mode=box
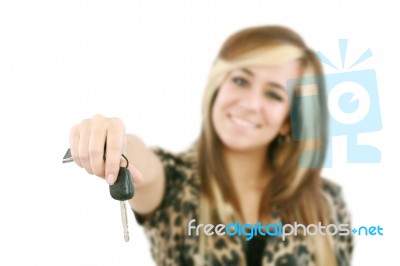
[228,114,261,129]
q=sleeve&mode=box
[131,146,188,228]
[130,146,192,265]
[321,178,354,266]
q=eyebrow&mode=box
[236,68,285,91]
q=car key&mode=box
[108,160,134,242]
[62,148,134,242]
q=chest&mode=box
[238,189,265,224]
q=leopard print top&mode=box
[132,146,353,266]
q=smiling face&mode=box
[211,62,301,152]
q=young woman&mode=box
[69,25,353,266]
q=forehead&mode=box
[231,61,302,79]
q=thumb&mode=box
[125,164,144,186]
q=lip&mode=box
[228,113,261,129]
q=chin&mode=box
[220,137,267,152]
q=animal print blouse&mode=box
[132,145,353,266]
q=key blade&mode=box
[62,148,73,163]
[120,201,129,242]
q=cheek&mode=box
[212,87,236,116]
[263,104,289,127]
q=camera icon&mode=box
[287,41,382,168]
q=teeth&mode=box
[230,115,257,128]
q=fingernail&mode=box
[107,174,114,185]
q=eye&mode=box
[265,90,283,101]
[232,77,249,87]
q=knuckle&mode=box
[92,114,105,122]
[80,118,90,127]
[110,116,121,123]
[110,117,124,127]
[71,155,82,167]
[92,168,104,177]
[79,152,89,161]
[106,163,119,173]
[107,143,120,151]
[85,168,94,175]
[71,152,78,160]
[70,124,79,135]
[89,148,103,157]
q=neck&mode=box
[222,146,271,191]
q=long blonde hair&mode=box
[196,25,335,265]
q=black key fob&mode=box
[109,167,134,201]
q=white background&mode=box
[1,0,399,265]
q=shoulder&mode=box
[150,145,196,169]
[320,178,354,263]
[133,145,199,226]
[320,177,350,224]
[149,145,198,186]
[149,144,200,206]
[320,177,344,203]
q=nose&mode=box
[238,88,263,111]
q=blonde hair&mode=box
[196,25,335,265]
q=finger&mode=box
[78,120,94,175]
[126,164,145,186]
[69,125,82,168]
[89,124,107,178]
[105,120,125,184]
